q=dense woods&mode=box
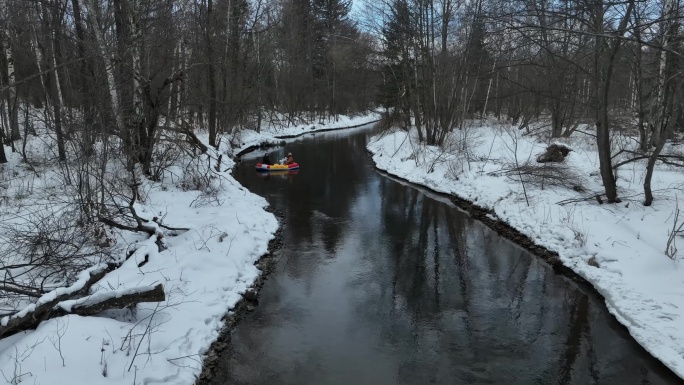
[1,0,682,199]
[0,0,377,164]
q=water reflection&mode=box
[256,170,300,178]
[219,128,680,385]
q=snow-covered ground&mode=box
[232,112,381,154]
[0,112,377,384]
[367,123,684,379]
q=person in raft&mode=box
[262,153,272,165]
[285,152,295,165]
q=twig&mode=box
[666,201,684,260]
[613,154,684,169]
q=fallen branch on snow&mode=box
[98,216,158,236]
[0,267,165,338]
[0,233,167,338]
[0,264,114,338]
[613,153,684,169]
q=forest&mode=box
[0,0,683,382]
[1,0,681,199]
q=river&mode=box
[213,125,680,384]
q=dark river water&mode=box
[215,125,681,385]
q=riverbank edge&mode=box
[272,119,382,139]
[369,156,680,378]
[235,119,381,158]
[196,119,381,383]
[195,207,284,384]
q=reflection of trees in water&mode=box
[373,177,677,384]
[229,132,680,385]
[282,134,368,250]
[236,133,370,282]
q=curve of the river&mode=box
[213,125,680,385]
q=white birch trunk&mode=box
[49,29,65,109]
[178,38,186,114]
[482,56,497,119]
[29,24,49,106]
[0,95,9,135]
[166,42,177,128]
[3,31,15,111]
[2,5,18,139]
[650,0,676,147]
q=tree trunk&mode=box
[2,22,18,141]
[3,33,21,141]
[127,0,148,171]
[71,0,96,155]
[61,284,165,317]
[0,267,165,338]
[0,135,6,162]
[0,90,6,161]
[593,0,634,203]
[41,0,66,161]
[644,0,680,206]
[84,0,125,134]
[207,0,217,147]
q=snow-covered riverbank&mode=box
[233,112,381,154]
[367,124,684,379]
[0,113,378,385]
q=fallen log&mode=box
[56,284,165,317]
[0,246,165,338]
[0,264,114,338]
[0,280,165,338]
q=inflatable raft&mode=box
[255,162,299,172]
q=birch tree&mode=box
[39,0,67,161]
[1,0,18,141]
[84,0,125,135]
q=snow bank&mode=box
[0,164,277,384]
[233,112,381,154]
[367,125,684,379]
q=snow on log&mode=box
[57,284,165,316]
[0,257,165,338]
[0,264,113,337]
